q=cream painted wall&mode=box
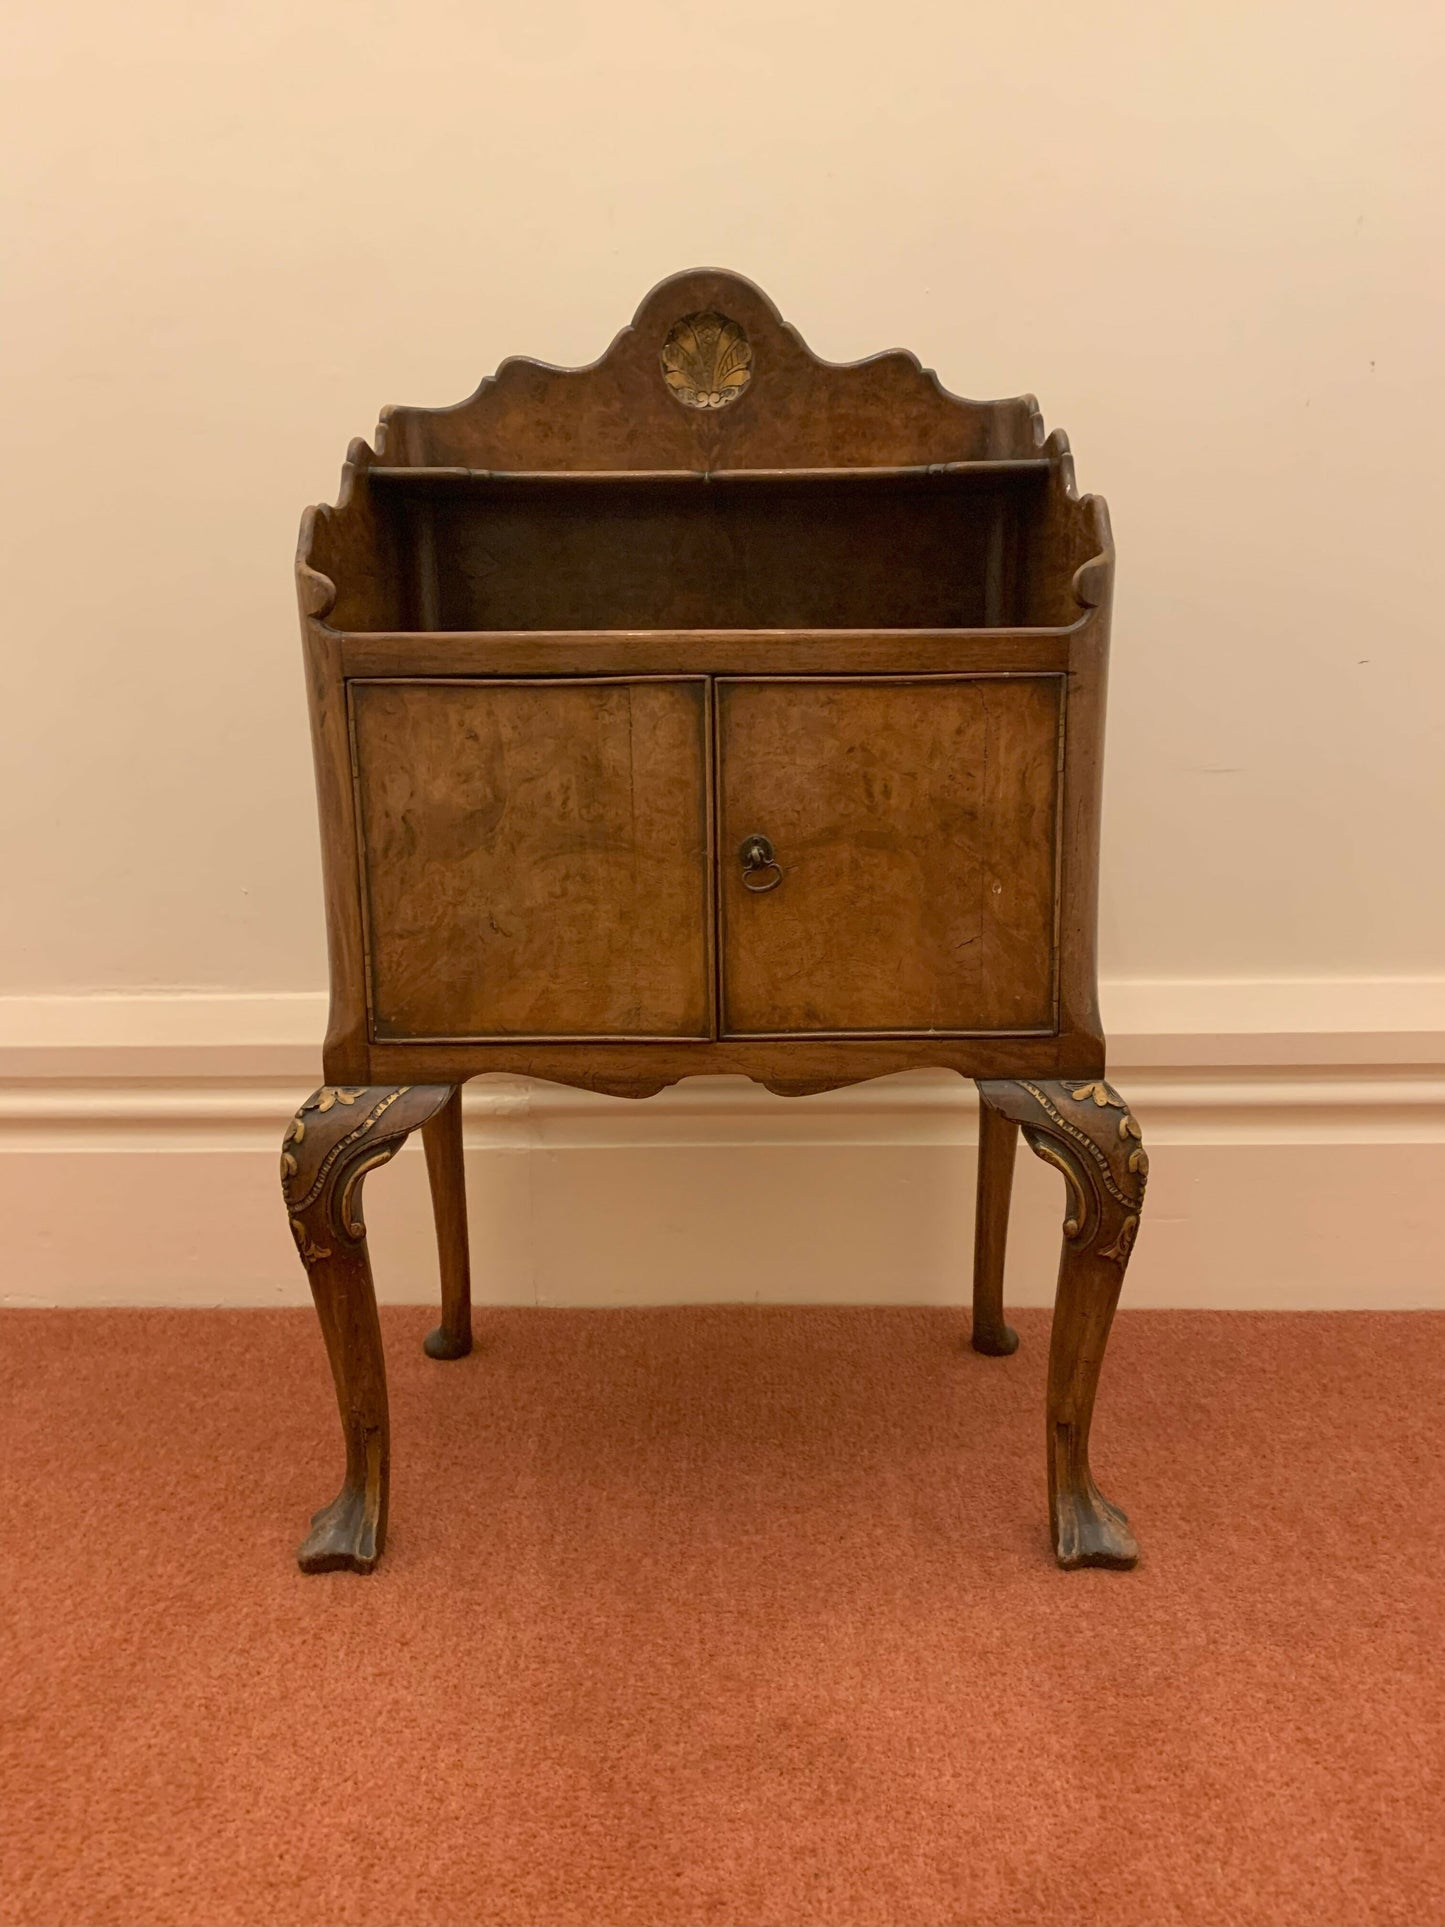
[5,0,1444,997]
[3,2,1444,1312]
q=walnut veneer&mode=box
[285,270,1147,1575]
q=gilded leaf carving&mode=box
[289,1216,331,1267]
[310,1087,362,1114]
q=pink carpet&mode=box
[2,1306,1441,1925]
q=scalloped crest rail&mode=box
[287,268,1143,1574]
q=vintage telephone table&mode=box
[283,269,1147,1575]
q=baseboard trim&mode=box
[2,981,1442,1309]
[2,1067,1444,1146]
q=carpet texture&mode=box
[1,1306,1442,1927]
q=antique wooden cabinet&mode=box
[284,270,1148,1576]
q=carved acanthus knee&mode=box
[281,1084,447,1264]
[984,1078,1149,1264]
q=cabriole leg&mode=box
[422,1087,473,1360]
[976,1077,1149,1571]
[281,1082,458,1574]
[972,1098,1020,1355]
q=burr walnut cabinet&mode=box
[284,269,1148,1576]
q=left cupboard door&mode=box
[349,677,715,1040]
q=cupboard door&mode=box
[716,676,1061,1037]
[351,677,712,1040]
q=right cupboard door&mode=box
[716,676,1063,1038]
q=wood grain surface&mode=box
[351,677,712,1040]
[717,676,1061,1036]
[389,470,1040,632]
[373,269,1044,473]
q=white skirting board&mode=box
[1,981,1442,1310]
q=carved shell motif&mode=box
[660,310,753,410]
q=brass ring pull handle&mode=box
[738,833,783,893]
